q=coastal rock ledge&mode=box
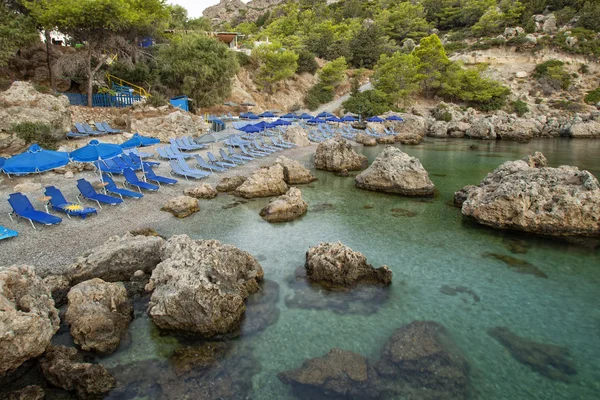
[355,146,435,196]
[259,187,308,223]
[305,242,392,289]
[314,137,368,172]
[456,152,600,238]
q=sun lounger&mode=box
[182,136,206,150]
[195,155,227,172]
[168,160,209,180]
[167,145,193,159]
[225,147,253,161]
[102,174,143,199]
[207,152,236,168]
[126,152,160,167]
[66,131,88,140]
[157,147,180,160]
[258,138,280,152]
[7,192,62,229]
[76,179,123,208]
[169,138,195,152]
[238,143,265,158]
[219,149,245,164]
[44,186,97,219]
[0,225,18,241]
[82,123,103,135]
[75,123,102,136]
[271,137,292,149]
[123,168,159,192]
[101,122,122,134]
[112,156,141,171]
[144,168,177,186]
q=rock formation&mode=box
[146,235,264,336]
[161,195,200,218]
[355,146,435,196]
[314,137,368,172]
[65,278,132,354]
[0,266,60,374]
[259,187,308,222]
[216,175,246,192]
[274,156,317,184]
[67,233,164,284]
[127,107,207,142]
[458,152,600,238]
[235,164,288,198]
[394,132,424,145]
[387,113,428,137]
[282,125,311,146]
[355,133,377,146]
[305,242,392,289]
[184,183,218,199]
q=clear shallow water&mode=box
[101,139,600,399]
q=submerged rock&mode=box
[259,187,308,223]
[355,146,435,197]
[235,164,288,198]
[0,266,60,375]
[161,195,200,218]
[240,279,280,336]
[216,176,246,192]
[184,183,218,199]
[65,278,132,354]
[274,156,317,184]
[488,327,576,382]
[314,137,368,172]
[146,235,264,337]
[482,252,547,278]
[2,385,45,400]
[459,152,600,238]
[169,341,231,375]
[40,345,115,398]
[439,285,481,303]
[305,242,392,289]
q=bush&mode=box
[146,92,168,107]
[342,90,393,118]
[579,64,590,74]
[533,60,571,91]
[511,100,529,116]
[296,50,318,74]
[33,84,52,94]
[235,51,251,67]
[550,100,587,113]
[12,122,59,150]
[437,111,452,122]
[305,84,334,110]
[584,88,600,104]
[444,41,469,54]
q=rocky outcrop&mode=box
[305,242,392,289]
[314,137,368,172]
[203,0,285,25]
[565,120,600,138]
[65,278,132,354]
[459,152,600,237]
[394,132,424,145]
[428,121,449,138]
[274,156,316,184]
[2,386,45,400]
[355,146,435,197]
[67,233,164,284]
[259,187,308,222]
[282,125,311,146]
[355,133,377,146]
[216,175,246,192]
[161,195,200,218]
[467,118,496,140]
[235,164,288,198]
[40,345,115,398]
[376,135,396,144]
[387,113,428,137]
[0,266,60,374]
[127,107,207,142]
[146,235,264,336]
[184,183,218,199]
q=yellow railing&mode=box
[106,73,150,97]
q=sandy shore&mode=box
[0,142,317,275]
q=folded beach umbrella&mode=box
[259,111,276,118]
[253,121,270,129]
[298,113,313,120]
[2,144,69,175]
[317,112,334,118]
[342,116,357,122]
[223,101,238,107]
[367,116,385,123]
[386,115,404,121]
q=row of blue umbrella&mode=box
[240,111,404,123]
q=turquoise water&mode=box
[103,139,600,399]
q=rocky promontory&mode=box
[259,187,308,223]
[235,163,288,198]
[314,137,368,172]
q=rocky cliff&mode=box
[203,0,284,25]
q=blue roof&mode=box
[120,133,160,149]
[70,140,123,162]
[272,119,291,126]
[2,144,69,174]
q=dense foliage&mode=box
[251,42,298,93]
[533,60,572,92]
[342,89,394,118]
[12,122,58,149]
[305,57,348,110]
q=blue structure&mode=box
[120,133,161,149]
[64,93,142,108]
[2,144,69,175]
[386,115,404,121]
[170,96,190,112]
[367,116,385,123]
[70,140,123,163]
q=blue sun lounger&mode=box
[102,174,143,199]
[144,168,177,186]
[66,130,88,139]
[195,155,227,172]
[122,168,159,192]
[102,122,122,134]
[44,186,97,219]
[168,160,209,180]
[0,226,18,241]
[218,149,245,165]
[76,179,123,208]
[207,152,236,169]
[8,192,62,229]
[224,147,253,161]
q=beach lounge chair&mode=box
[112,156,141,171]
[123,168,159,192]
[94,122,109,133]
[44,186,97,219]
[238,143,264,158]
[182,136,206,150]
[7,192,62,229]
[207,152,236,168]
[271,137,292,149]
[157,147,179,160]
[169,138,195,152]
[258,138,280,152]
[0,226,18,241]
[167,145,193,159]
[76,179,123,208]
[74,123,101,136]
[278,134,296,147]
[102,174,143,199]
[195,155,227,172]
[96,159,124,175]
[82,123,103,135]
[101,122,122,134]
[66,130,88,140]
[144,168,178,186]
[126,152,160,168]
[168,160,209,180]
[225,147,253,161]
[219,149,245,164]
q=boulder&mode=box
[127,109,207,142]
[184,183,218,199]
[355,146,435,197]
[516,71,528,78]
[259,187,308,223]
[40,345,115,398]
[376,135,396,144]
[367,122,385,134]
[542,14,557,34]
[216,175,246,192]
[314,137,367,172]
[42,274,71,307]
[0,266,60,374]
[282,125,311,146]
[467,118,496,139]
[274,156,316,184]
[355,133,377,146]
[387,114,428,137]
[525,34,537,44]
[235,164,288,198]
[447,121,470,138]
[566,121,600,138]
[65,278,132,354]
[428,121,449,138]
[161,195,200,218]
[146,235,264,336]
[460,152,600,237]
[0,133,27,156]
[498,118,539,141]
[394,132,424,145]
[2,386,45,400]
[66,233,164,284]
[305,242,392,289]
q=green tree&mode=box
[349,24,386,69]
[158,34,239,107]
[252,42,298,93]
[373,52,424,107]
[319,57,347,90]
[296,50,318,74]
[578,1,600,31]
[376,3,430,43]
[167,4,188,29]
[414,34,450,97]
[423,0,464,30]
[0,2,39,68]
[342,89,392,118]
[460,0,496,27]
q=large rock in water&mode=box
[235,164,288,198]
[65,278,132,354]
[161,195,200,218]
[0,266,60,374]
[40,345,115,398]
[282,125,311,146]
[355,146,435,196]
[146,235,264,336]
[314,137,368,172]
[305,242,392,289]
[184,183,218,199]
[216,175,246,192]
[274,156,317,184]
[386,114,428,137]
[259,187,308,222]
[66,233,164,284]
[459,152,600,237]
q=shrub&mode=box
[444,41,469,54]
[550,100,587,113]
[296,50,318,74]
[438,111,452,122]
[511,100,529,117]
[342,89,393,118]
[235,51,251,67]
[33,84,52,94]
[305,84,334,110]
[579,64,590,74]
[584,88,600,105]
[533,60,571,91]
[146,92,168,107]
[12,122,59,150]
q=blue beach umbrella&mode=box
[317,112,334,118]
[2,144,69,175]
[326,117,343,123]
[0,157,5,170]
[273,119,292,126]
[386,115,404,121]
[342,116,357,122]
[307,118,326,124]
[238,125,262,133]
[367,116,385,123]
[246,112,259,120]
[281,113,296,119]
[70,140,123,183]
[120,133,160,149]
[298,113,313,120]
[259,111,276,118]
